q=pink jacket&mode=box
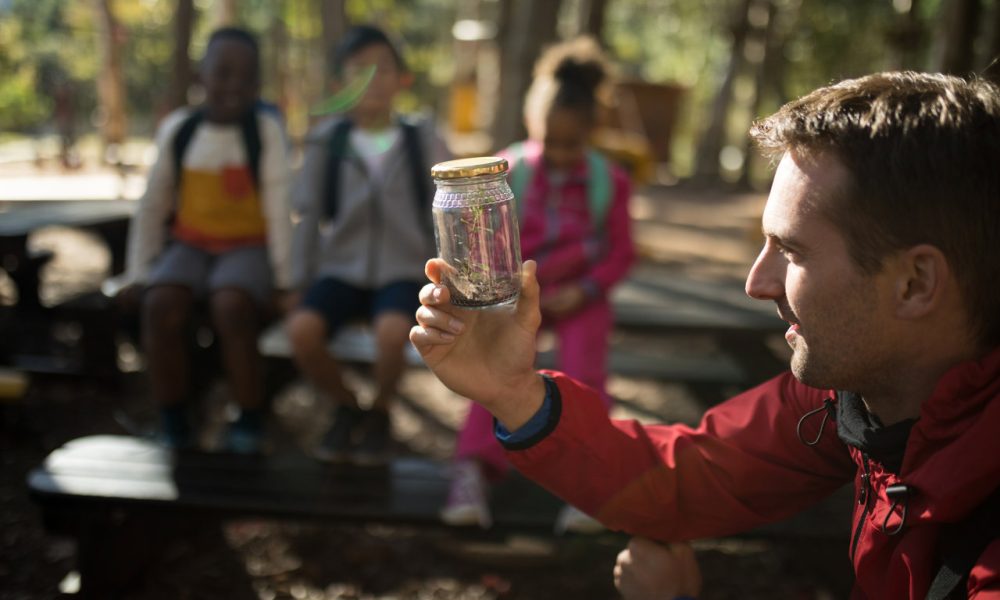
[501,141,635,299]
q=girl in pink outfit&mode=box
[442,37,636,530]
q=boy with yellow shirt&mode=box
[122,28,293,453]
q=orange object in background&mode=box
[449,79,479,134]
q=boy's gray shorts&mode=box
[147,242,273,305]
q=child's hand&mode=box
[410,259,546,430]
[614,537,702,600]
[540,284,587,319]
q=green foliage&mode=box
[1,0,984,166]
[0,65,51,131]
[0,2,62,130]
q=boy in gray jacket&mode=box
[286,25,449,464]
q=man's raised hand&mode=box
[410,259,546,430]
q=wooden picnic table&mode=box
[0,199,134,311]
[28,434,567,597]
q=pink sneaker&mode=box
[440,460,492,529]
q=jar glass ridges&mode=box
[431,157,521,309]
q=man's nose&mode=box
[745,246,784,300]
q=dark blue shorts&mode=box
[300,278,423,337]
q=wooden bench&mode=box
[27,434,568,597]
[1,200,134,381]
[256,267,783,387]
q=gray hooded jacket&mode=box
[290,116,450,289]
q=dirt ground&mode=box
[0,184,856,599]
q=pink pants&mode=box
[454,298,614,478]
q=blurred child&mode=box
[285,25,449,465]
[442,37,636,530]
[123,27,293,453]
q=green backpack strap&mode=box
[507,142,531,221]
[585,149,612,227]
[507,144,613,228]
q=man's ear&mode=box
[893,244,949,319]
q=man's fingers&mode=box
[515,260,542,329]
[628,536,658,557]
[409,324,453,349]
[425,258,452,285]
[415,304,465,336]
[418,281,450,307]
[671,543,702,596]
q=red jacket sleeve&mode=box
[505,370,855,541]
[969,539,1000,598]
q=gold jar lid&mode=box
[431,156,508,179]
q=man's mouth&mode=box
[776,303,800,343]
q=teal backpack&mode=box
[506,143,614,227]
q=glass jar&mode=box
[431,156,521,309]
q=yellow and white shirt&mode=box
[125,106,293,289]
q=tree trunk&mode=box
[168,0,196,112]
[213,0,239,27]
[985,0,1000,83]
[739,0,776,188]
[490,0,564,150]
[268,17,288,112]
[934,0,981,75]
[93,0,127,157]
[886,0,925,70]
[693,0,752,183]
[320,0,348,84]
[582,0,610,43]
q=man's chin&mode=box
[789,352,823,388]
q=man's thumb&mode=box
[516,260,542,327]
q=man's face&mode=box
[745,152,897,392]
[201,39,259,123]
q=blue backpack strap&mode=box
[239,108,262,188]
[506,142,532,221]
[172,109,204,190]
[398,117,433,237]
[322,119,353,220]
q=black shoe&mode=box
[155,407,193,450]
[222,410,268,455]
[353,410,391,466]
[315,404,365,463]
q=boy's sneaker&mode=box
[315,404,365,463]
[222,410,268,455]
[440,460,492,529]
[554,504,604,535]
[352,410,392,466]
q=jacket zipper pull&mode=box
[858,453,872,506]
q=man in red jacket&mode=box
[411,71,1000,599]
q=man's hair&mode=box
[331,24,406,77]
[751,71,1000,347]
[204,27,260,74]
